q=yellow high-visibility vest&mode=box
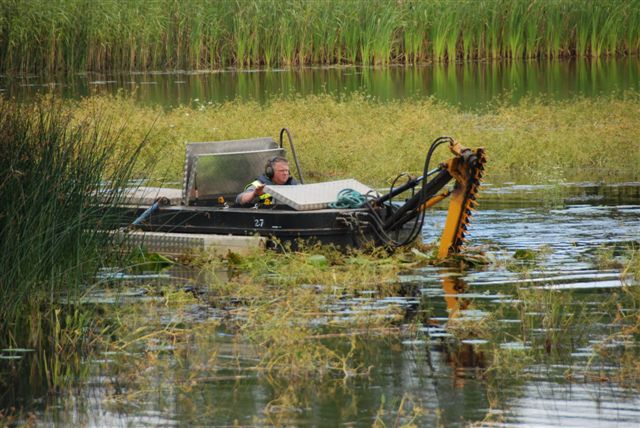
[245,180,273,205]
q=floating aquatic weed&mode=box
[206,248,411,381]
[306,254,328,267]
[486,342,533,380]
[446,315,490,341]
[24,91,640,186]
[94,287,226,413]
[444,250,495,268]
[587,242,639,272]
[124,247,175,274]
[506,245,552,273]
[514,287,594,362]
[373,393,426,428]
[513,249,537,261]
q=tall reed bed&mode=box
[1,0,639,74]
[0,97,142,388]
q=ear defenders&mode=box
[265,156,287,180]
[265,156,276,179]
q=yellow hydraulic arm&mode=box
[436,141,487,258]
[374,137,486,252]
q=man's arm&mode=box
[236,182,265,205]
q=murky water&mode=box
[3,181,638,426]
[2,58,639,110]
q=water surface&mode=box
[3,181,638,426]
[2,59,639,110]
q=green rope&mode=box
[329,188,367,209]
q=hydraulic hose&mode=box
[280,128,305,184]
[366,136,454,248]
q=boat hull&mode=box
[113,205,384,249]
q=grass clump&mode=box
[584,242,640,281]
[506,246,553,273]
[515,287,590,361]
[0,97,143,396]
[626,249,640,283]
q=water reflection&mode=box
[1,59,639,109]
[440,275,472,320]
[436,275,487,394]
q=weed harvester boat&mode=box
[111,129,486,257]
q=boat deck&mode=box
[119,186,183,206]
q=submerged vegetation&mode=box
[64,91,640,185]
[81,242,640,425]
[1,0,640,73]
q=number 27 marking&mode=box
[254,218,264,228]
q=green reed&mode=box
[0,97,143,387]
[429,1,454,62]
[317,3,340,65]
[2,0,640,74]
[402,0,428,64]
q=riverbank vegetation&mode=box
[0,98,143,395]
[1,0,639,74]
[67,91,640,185]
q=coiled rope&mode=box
[329,188,367,209]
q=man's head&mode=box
[265,156,290,185]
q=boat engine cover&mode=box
[265,179,377,211]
